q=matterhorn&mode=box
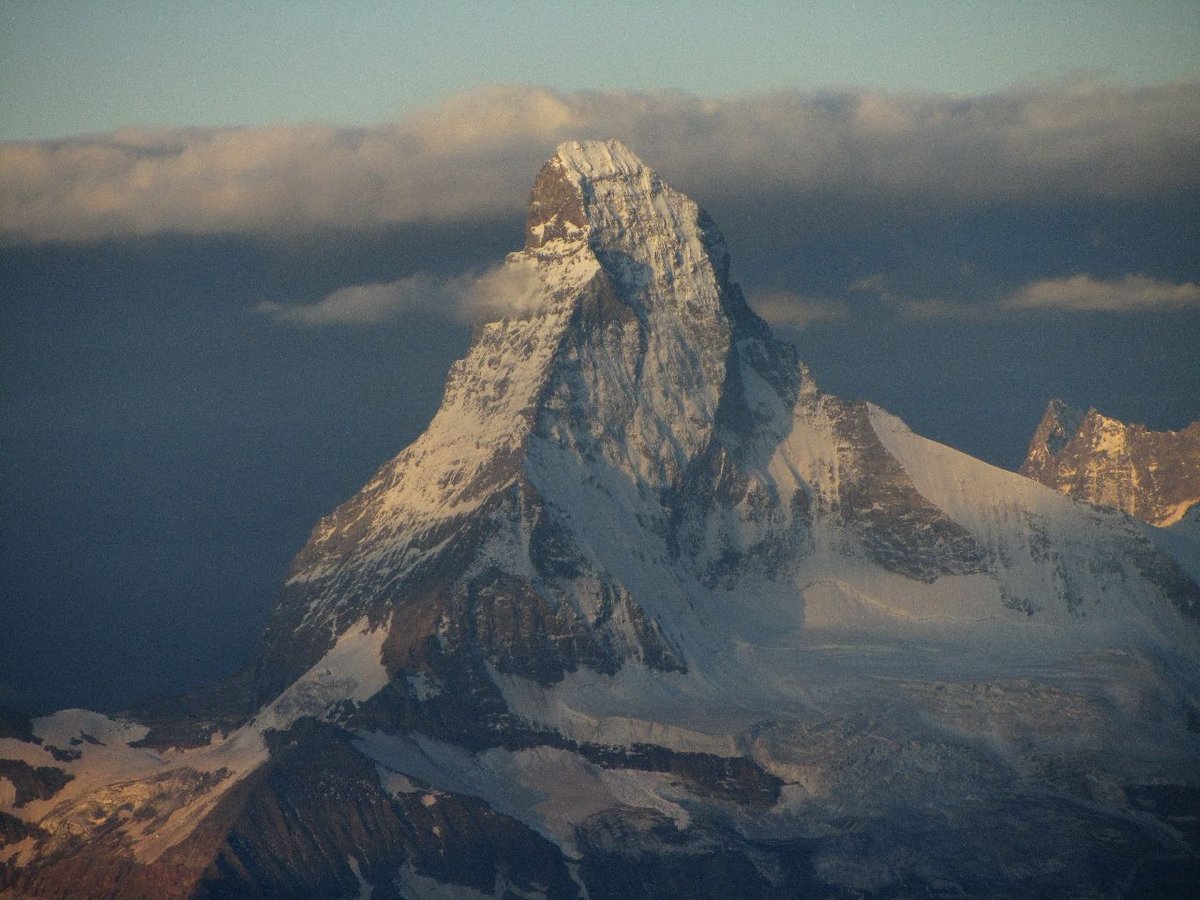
[3,140,1198,899]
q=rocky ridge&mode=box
[1022,399,1200,527]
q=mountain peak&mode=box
[525,140,657,251]
[1025,398,1086,463]
[526,139,652,253]
[554,138,646,179]
[11,142,1200,900]
[1021,400,1200,526]
[528,139,739,321]
[254,140,789,697]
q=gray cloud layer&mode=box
[4,80,1198,244]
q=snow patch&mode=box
[347,856,374,900]
[255,617,389,732]
[358,730,694,856]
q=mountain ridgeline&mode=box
[3,141,1199,899]
[1021,398,1200,527]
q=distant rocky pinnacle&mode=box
[4,141,1200,900]
[1021,399,1200,526]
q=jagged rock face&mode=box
[254,139,800,705]
[255,139,1076,711]
[6,141,1200,899]
[1022,399,1200,526]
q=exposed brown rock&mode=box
[1021,400,1200,526]
[0,760,72,808]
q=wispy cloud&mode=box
[4,80,1199,244]
[838,271,1200,320]
[846,273,973,320]
[749,291,849,329]
[1000,274,1200,313]
[257,275,452,326]
[458,263,547,322]
[257,261,549,326]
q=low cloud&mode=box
[842,271,1200,319]
[4,80,1199,244]
[749,291,849,329]
[458,263,546,321]
[258,262,548,326]
[257,275,453,325]
[847,273,972,320]
[1001,274,1200,313]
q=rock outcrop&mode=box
[1022,399,1200,526]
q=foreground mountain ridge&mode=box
[1021,398,1200,527]
[3,140,1199,899]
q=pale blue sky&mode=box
[3,0,1198,140]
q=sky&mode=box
[3,1,1199,140]
[3,2,1200,713]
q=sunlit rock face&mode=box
[5,142,1200,899]
[1021,399,1200,527]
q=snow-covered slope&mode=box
[5,141,1199,899]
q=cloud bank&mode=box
[4,80,1199,244]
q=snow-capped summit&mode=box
[244,141,1200,754]
[5,143,1200,899]
[253,139,802,703]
